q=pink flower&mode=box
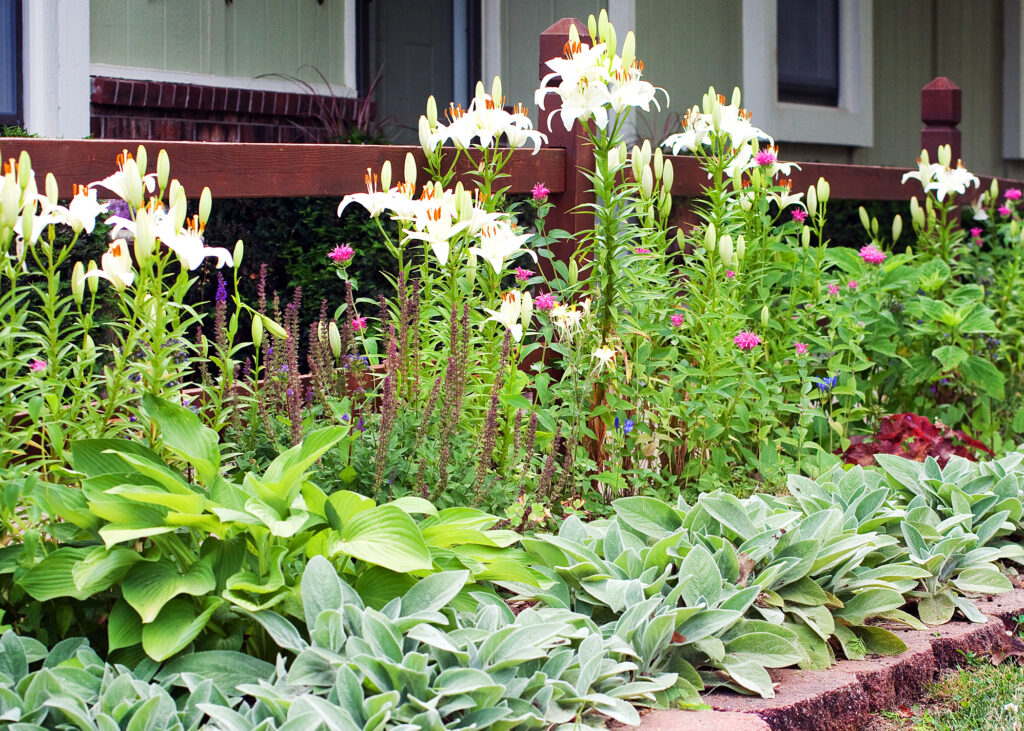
[794,342,808,355]
[28,358,47,372]
[754,149,777,166]
[725,270,735,279]
[970,227,983,238]
[847,280,858,290]
[827,283,840,296]
[634,247,651,254]
[999,205,1013,217]
[351,316,367,331]
[535,293,557,311]
[858,244,886,264]
[791,209,808,223]
[734,330,761,351]
[532,182,550,201]
[514,267,533,281]
[1006,188,1022,200]
[670,313,684,327]
[328,244,354,263]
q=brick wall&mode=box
[90,76,370,143]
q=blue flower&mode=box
[816,375,838,393]
[623,418,634,434]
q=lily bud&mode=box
[858,206,870,233]
[663,160,674,192]
[653,146,663,180]
[806,185,817,216]
[491,75,502,104]
[607,24,617,58]
[569,257,579,286]
[474,80,485,103]
[736,234,746,260]
[133,209,155,264]
[621,31,636,72]
[198,186,212,226]
[157,149,170,191]
[731,86,742,107]
[711,102,722,133]
[704,222,716,250]
[123,158,144,209]
[404,152,417,187]
[418,116,432,153]
[892,214,903,242]
[598,9,609,43]
[521,291,533,328]
[233,239,243,266]
[17,151,31,190]
[938,143,951,168]
[871,217,878,237]
[135,145,148,177]
[251,313,264,349]
[659,191,672,220]
[45,174,58,206]
[801,226,811,248]
[328,321,341,358]
[630,145,642,181]
[465,249,478,288]
[586,15,596,43]
[919,148,930,167]
[718,234,734,266]
[607,144,620,171]
[816,177,830,205]
[911,197,925,228]
[640,166,653,198]
[82,334,95,363]
[761,305,769,328]
[71,261,85,304]
[261,315,288,341]
[377,160,391,191]
[20,208,33,246]
[172,187,188,231]
[645,203,655,228]
[87,261,99,293]
[640,139,652,167]
[704,86,716,115]
[991,178,999,199]
[426,95,438,128]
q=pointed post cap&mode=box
[921,77,961,125]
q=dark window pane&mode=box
[0,0,20,123]
[777,0,839,106]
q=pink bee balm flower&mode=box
[827,283,840,296]
[734,331,761,350]
[28,358,47,372]
[794,342,808,355]
[532,183,550,201]
[754,149,777,166]
[351,316,367,331]
[634,247,651,254]
[725,270,735,279]
[847,280,858,290]
[328,244,354,263]
[534,293,557,311]
[791,209,808,223]
[858,244,886,264]
[1006,188,1022,200]
[999,205,1013,217]
[970,227,983,238]
[514,267,533,281]
[670,313,684,327]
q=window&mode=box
[0,0,21,126]
[777,0,839,106]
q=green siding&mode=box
[90,0,347,87]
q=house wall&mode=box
[89,0,349,90]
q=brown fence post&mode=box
[538,18,595,265]
[921,77,962,163]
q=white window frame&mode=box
[22,0,90,138]
[742,0,873,147]
[1003,0,1024,158]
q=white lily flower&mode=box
[482,290,524,342]
[91,150,156,209]
[468,221,536,274]
[84,239,135,289]
[338,167,396,218]
[66,184,108,234]
[404,198,470,266]
[927,162,980,202]
[662,95,772,154]
[161,215,234,270]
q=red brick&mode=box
[225,87,241,112]
[90,76,118,104]
[212,87,227,111]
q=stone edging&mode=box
[609,589,1024,731]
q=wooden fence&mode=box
[1,18,1020,240]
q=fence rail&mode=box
[1,18,1021,221]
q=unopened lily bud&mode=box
[168,179,182,205]
[761,305,769,328]
[858,206,870,233]
[465,249,478,288]
[732,87,742,107]
[911,197,925,228]
[135,145,148,177]
[711,103,722,133]
[871,217,878,237]
[157,149,170,190]
[704,86,717,115]
[991,178,999,199]
[607,144,620,171]
[630,145,642,180]
[806,185,817,216]
[736,234,746,260]
[645,204,656,228]
[640,166,653,198]
[1013,220,1021,239]
[123,158,144,209]
[925,195,934,219]
[919,149,930,167]
[663,160,674,192]
[938,144,951,168]
[17,151,31,190]
[172,188,187,231]
[20,208,33,245]
[621,31,636,71]
[261,315,288,341]
[801,226,811,248]
[377,160,391,191]
[198,187,212,226]
[606,25,617,57]
[81,334,95,363]
[418,116,432,153]
[404,152,417,187]
[892,214,903,242]
[640,139,651,167]
[426,95,438,127]
[474,80,485,103]
[251,313,264,349]
[521,291,533,327]
[598,9,609,42]
[718,234,733,266]
[653,146,663,180]
[133,209,154,263]
[569,257,579,286]
[71,261,85,304]
[328,321,341,358]
[87,261,99,293]
[233,239,243,266]
[586,15,596,42]
[816,177,830,205]
[45,174,58,206]
[704,222,716,250]
[491,75,502,104]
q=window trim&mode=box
[742,0,873,147]
[0,0,23,126]
[1004,0,1024,159]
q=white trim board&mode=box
[1004,0,1024,159]
[742,0,874,147]
[89,63,358,99]
[23,0,90,138]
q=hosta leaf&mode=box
[71,546,144,594]
[122,559,216,623]
[17,547,97,601]
[140,394,221,485]
[141,597,223,661]
[329,505,431,573]
[107,599,142,652]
